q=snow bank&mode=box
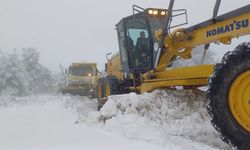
[83,90,231,150]
[0,90,232,150]
[0,94,168,150]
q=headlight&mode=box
[148,9,158,15]
[153,10,158,15]
[148,10,153,15]
[147,9,167,17]
[161,11,167,16]
[88,73,92,76]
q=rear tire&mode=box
[96,78,105,111]
[104,76,120,95]
[207,43,250,150]
[98,76,120,110]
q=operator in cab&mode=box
[135,31,150,67]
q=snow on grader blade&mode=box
[96,0,250,149]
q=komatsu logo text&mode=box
[206,19,249,37]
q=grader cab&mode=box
[97,0,250,149]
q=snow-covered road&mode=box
[0,100,165,150]
[0,91,233,150]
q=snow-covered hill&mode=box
[0,90,233,150]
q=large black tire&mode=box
[96,78,105,111]
[207,43,250,150]
[105,76,121,94]
[98,76,120,110]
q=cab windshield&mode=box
[69,66,94,76]
[125,15,152,70]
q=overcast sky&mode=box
[0,0,249,72]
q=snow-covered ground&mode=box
[0,91,233,150]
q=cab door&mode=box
[124,14,153,72]
[116,20,130,73]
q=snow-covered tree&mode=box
[53,64,67,90]
[0,48,55,96]
[0,51,30,96]
[22,48,54,94]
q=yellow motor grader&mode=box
[96,0,250,149]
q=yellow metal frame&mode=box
[106,5,250,95]
[105,81,111,97]
[106,53,124,80]
[97,83,102,99]
[141,65,214,92]
[140,8,250,93]
[157,12,250,71]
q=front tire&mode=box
[207,43,250,150]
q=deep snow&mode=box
[0,95,165,150]
[0,91,233,150]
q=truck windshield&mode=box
[69,66,94,76]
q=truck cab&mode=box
[60,63,98,97]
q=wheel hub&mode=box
[229,70,250,132]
